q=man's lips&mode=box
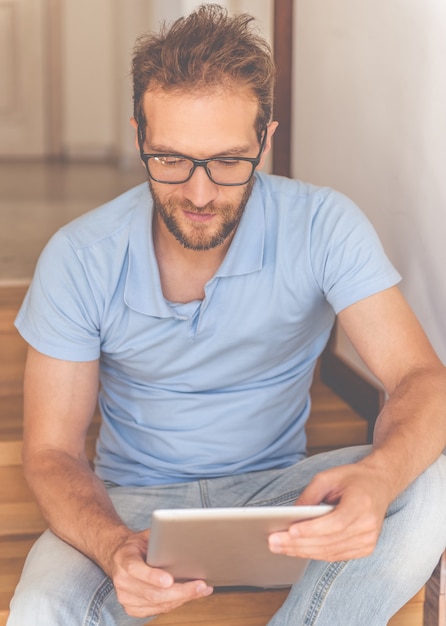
[183,210,216,223]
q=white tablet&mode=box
[147,505,334,588]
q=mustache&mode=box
[163,197,238,218]
[175,198,219,214]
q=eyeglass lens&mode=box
[147,156,254,185]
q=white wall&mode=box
[292,0,446,368]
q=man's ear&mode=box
[257,121,279,170]
[130,117,139,151]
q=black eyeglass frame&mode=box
[138,127,268,187]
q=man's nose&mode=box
[182,165,219,208]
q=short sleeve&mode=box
[15,230,101,361]
[309,189,401,314]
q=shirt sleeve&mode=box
[309,188,401,314]
[15,229,101,361]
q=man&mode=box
[8,4,446,625]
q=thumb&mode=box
[294,473,334,506]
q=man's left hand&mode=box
[268,462,393,562]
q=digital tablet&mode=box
[147,505,334,588]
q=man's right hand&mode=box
[111,530,214,618]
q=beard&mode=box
[149,178,255,251]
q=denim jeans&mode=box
[8,446,446,625]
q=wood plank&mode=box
[0,441,22,467]
[424,552,446,625]
[0,538,39,624]
[0,285,27,332]
[0,334,27,396]
[0,537,37,558]
[150,588,425,626]
[389,594,424,626]
[0,285,28,396]
[0,396,24,430]
[0,607,11,626]
[0,502,46,537]
[151,589,289,625]
[0,309,22,333]
[306,408,367,449]
[0,578,427,626]
[0,285,28,306]
[0,558,24,594]
[0,466,34,503]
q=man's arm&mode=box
[22,347,212,617]
[269,286,446,561]
[337,285,446,490]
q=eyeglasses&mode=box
[139,129,267,187]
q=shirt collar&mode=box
[125,176,266,317]
[215,177,265,278]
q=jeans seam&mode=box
[303,561,348,625]
[199,479,211,507]
[84,577,115,626]
[249,489,303,507]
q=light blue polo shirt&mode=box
[15,173,400,486]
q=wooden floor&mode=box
[0,160,145,284]
[0,162,426,624]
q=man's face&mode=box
[149,176,255,251]
[137,88,273,251]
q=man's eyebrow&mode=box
[147,143,252,157]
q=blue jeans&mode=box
[8,446,446,625]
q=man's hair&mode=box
[132,3,276,144]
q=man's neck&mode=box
[153,214,234,303]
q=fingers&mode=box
[112,530,213,618]
[116,573,213,618]
[294,471,336,507]
[268,516,379,561]
[268,465,389,562]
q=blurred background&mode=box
[0,0,272,163]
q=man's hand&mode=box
[111,530,213,618]
[268,462,393,562]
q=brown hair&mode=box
[132,4,275,145]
